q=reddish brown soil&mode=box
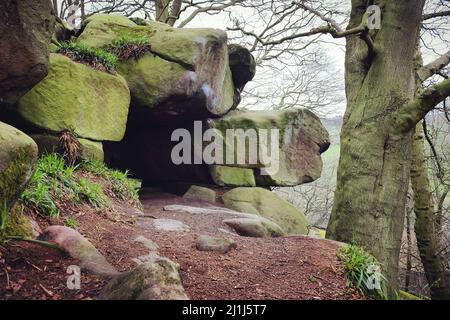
[0,191,363,300]
[0,242,104,300]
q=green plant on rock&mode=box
[338,244,389,300]
[107,35,152,61]
[57,41,118,73]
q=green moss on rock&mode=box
[77,14,235,116]
[222,187,309,235]
[211,165,256,187]
[17,54,131,142]
[1,204,34,238]
[31,134,104,162]
[0,122,38,213]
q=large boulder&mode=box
[0,122,38,212]
[0,0,55,105]
[183,185,216,203]
[17,54,131,141]
[208,108,330,186]
[222,187,310,235]
[77,14,237,123]
[228,44,256,91]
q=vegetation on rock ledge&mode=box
[19,154,141,218]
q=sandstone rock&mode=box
[183,185,216,203]
[77,14,236,122]
[223,217,285,238]
[17,54,130,142]
[207,108,330,186]
[31,134,104,162]
[0,0,55,105]
[222,187,310,235]
[101,257,189,300]
[1,204,40,238]
[228,44,256,90]
[196,235,237,253]
[39,225,119,277]
[210,165,256,187]
[0,122,38,212]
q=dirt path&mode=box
[1,191,363,300]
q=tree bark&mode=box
[326,0,426,293]
[156,0,170,23]
[411,124,450,300]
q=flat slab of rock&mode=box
[152,219,190,232]
[101,256,189,300]
[196,235,237,253]
[39,225,119,278]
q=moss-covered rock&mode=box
[183,185,216,203]
[223,216,285,238]
[0,122,38,213]
[210,165,256,187]
[101,257,189,300]
[31,134,104,162]
[1,204,37,238]
[222,187,309,235]
[208,108,330,186]
[17,54,130,141]
[0,0,55,105]
[77,14,236,120]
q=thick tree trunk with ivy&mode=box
[411,125,450,300]
[326,0,426,291]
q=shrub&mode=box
[107,35,152,61]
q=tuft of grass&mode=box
[106,35,152,61]
[338,245,389,300]
[65,217,78,229]
[76,178,109,208]
[20,154,141,218]
[57,41,118,73]
[80,159,141,205]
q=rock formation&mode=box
[0,0,55,105]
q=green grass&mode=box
[65,217,78,229]
[112,35,150,47]
[57,41,118,72]
[20,154,140,218]
[338,245,389,300]
[80,159,141,205]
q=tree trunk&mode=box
[326,0,425,293]
[156,0,170,23]
[411,124,450,300]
